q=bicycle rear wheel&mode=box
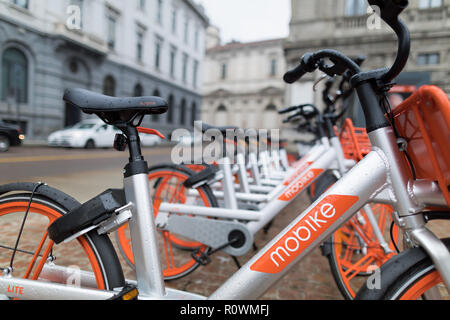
[0,193,125,298]
[116,165,218,281]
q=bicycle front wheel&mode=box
[0,193,125,299]
[356,238,450,300]
[313,172,398,299]
[324,204,398,299]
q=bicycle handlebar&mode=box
[278,103,318,115]
[284,1,410,86]
[283,49,362,86]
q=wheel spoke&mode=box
[31,239,54,281]
[23,231,49,279]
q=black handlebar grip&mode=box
[283,64,308,84]
[278,106,299,114]
[283,53,316,84]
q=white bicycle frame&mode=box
[163,135,351,232]
[198,136,342,207]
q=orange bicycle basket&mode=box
[338,119,372,162]
[392,85,450,206]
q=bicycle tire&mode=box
[356,238,450,300]
[313,172,397,300]
[116,164,219,281]
[0,193,125,297]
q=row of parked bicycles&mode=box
[0,0,449,300]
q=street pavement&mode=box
[0,145,449,300]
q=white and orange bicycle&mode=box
[0,0,449,300]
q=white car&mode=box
[48,119,162,149]
[172,131,202,146]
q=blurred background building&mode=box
[202,27,286,130]
[0,0,209,140]
[284,0,450,111]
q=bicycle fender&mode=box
[48,189,126,244]
[0,182,81,211]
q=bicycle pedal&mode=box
[109,285,139,300]
[191,250,211,266]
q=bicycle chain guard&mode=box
[164,214,253,257]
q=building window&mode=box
[344,0,366,16]
[106,9,118,50]
[155,37,163,70]
[157,0,163,25]
[193,60,199,88]
[171,6,177,34]
[191,102,197,124]
[103,75,116,96]
[221,63,227,80]
[137,0,146,10]
[9,0,29,9]
[194,28,199,50]
[180,98,187,125]
[270,58,277,76]
[170,46,177,78]
[133,83,143,97]
[152,89,161,122]
[1,48,28,103]
[136,28,145,62]
[167,94,175,123]
[69,0,84,29]
[184,16,189,44]
[417,53,440,65]
[418,0,442,8]
[182,53,188,83]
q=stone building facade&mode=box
[202,34,286,130]
[0,0,209,140]
[284,0,450,109]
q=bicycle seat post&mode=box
[121,123,167,299]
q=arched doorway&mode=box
[133,83,143,97]
[215,105,228,126]
[1,47,28,103]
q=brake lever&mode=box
[318,57,349,78]
[283,111,304,123]
[313,74,329,92]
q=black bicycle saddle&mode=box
[63,88,168,115]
